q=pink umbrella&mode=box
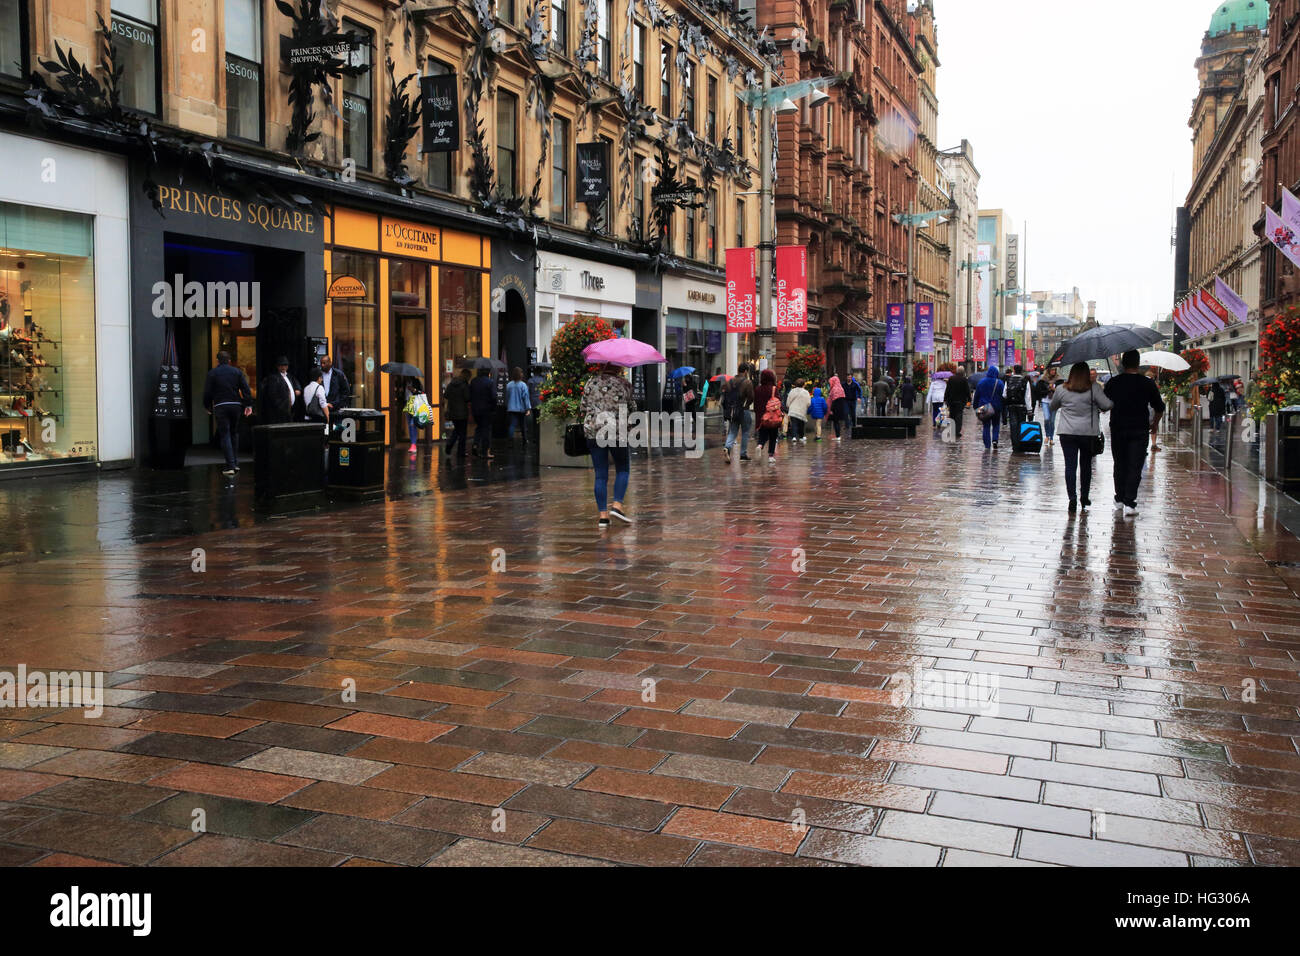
[582,338,666,367]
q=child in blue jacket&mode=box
[809,386,828,441]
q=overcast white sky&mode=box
[937,0,1215,326]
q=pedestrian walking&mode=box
[319,353,350,412]
[506,367,532,447]
[402,377,429,455]
[845,374,863,429]
[443,368,471,457]
[1103,349,1166,517]
[827,374,849,441]
[303,369,330,426]
[722,362,756,463]
[1049,362,1113,514]
[809,385,828,440]
[469,367,496,459]
[927,375,947,425]
[1209,381,1227,431]
[1032,372,1055,446]
[899,377,917,416]
[872,375,892,417]
[581,362,634,528]
[755,368,783,462]
[973,364,1006,451]
[944,369,972,439]
[786,381,811,442]
[202,350,253,476]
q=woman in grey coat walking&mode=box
[1049,362,1114,514]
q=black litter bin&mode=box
[253,423,326,499]
[329,408,385,492]
[1279,409,1300,493]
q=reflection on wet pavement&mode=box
[0,428,1297,866]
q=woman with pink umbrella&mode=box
[579,339,666,529]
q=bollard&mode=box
[1224,411,1236,471]
[1265,413,1278,482]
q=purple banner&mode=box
[915,303,934,353]
[1004,339,1015,367]
[885,303,905,353]
[706,330,722,354]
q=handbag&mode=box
[975,404,996,422]
[1090,389,1105,455]
[682,389,696,404]
[563,422,587,457]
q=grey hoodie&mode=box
[1049,382,1113,437]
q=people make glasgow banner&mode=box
[725,247,756,333]
[774,246,808,333]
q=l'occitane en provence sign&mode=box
[381,218,440,260]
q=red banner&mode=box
[725,247,756,333]
[952,327,966,363]
[774,245,808,332]
[1200,288,1229,328]
[973,326,987,363]
[1026,348,1035,369]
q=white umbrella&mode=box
[1140,351,1189,372]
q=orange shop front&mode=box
[324,208,491,444]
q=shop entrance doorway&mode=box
[162,238,306,465]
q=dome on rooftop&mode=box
[1209,0,1268,38]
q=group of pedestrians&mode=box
[719,365,872,463]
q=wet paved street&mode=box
[2,428,1299,867]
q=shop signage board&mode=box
[420,74,459,153]
[381,218,440,260]
[576,142,610,204]
[327,275,366,299]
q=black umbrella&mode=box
[1047,324,1165,366]
[1193,376,1232,387]
[474,357,508,371]
[379,361,423,378]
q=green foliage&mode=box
[538,315,616,421]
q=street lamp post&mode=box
[893,204,955,380]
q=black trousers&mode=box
[1111,431,1149,507]
[448,418,468,455]
[473,411,492,454]
[947,406,965,437]
[214,404,241,469]
[1059,434,1094,502]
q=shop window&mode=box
[499,0,515,24]
[330,252,378,409]
[439,267,483,371]
[707,75,717,143]
[0,0,28,79]
[708,189,718,264]
[425,58,454,192]
[497,90,518,197]
[111,0,160,115]
[660,42,671,116]
[598,0,611,80]
[633,155,645,237]
[0,202,99,467]
[551,0,567,56]
[225,0,263,143]
[633,24,646,101]
[683,58,695,128]
[735,94,745,154]
[736,197,744,248]
[551,116,569,223]
[342,22,373,171]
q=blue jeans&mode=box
[588,438,630,512]
[1041,401,1055,440]
[982,413,1001,448]
[508,411,529,442]
[725,410,752,453]
[407,415,419,446]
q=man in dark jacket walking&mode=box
[443,368,471,457]
[319,353,350,412]
[1104,349,1166,517]
[203,351,253,475]
[468,367,497,459]
[944,369,972,439]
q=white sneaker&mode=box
[1114,499,1124,512]
[1123,505,1139,517]
[768,456,776,463]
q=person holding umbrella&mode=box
[580,338,665,527]
[469,366,496,459]
[1104,350,1165,517]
